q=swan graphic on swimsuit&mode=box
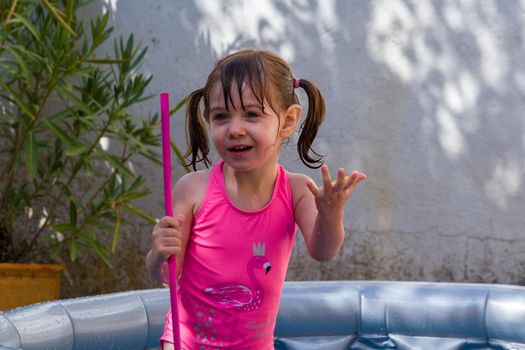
[203,242,271,311]
[189,243,271,348]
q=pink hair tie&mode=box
[293,77,300,89]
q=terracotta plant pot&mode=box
[0,263,65,311]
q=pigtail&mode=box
[296,78,326,169]
[184,88,212,170]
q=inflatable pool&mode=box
[1,281,524,349]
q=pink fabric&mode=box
[161,160,297,349]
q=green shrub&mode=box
[0,0,171,266]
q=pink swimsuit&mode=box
[161,160,297,349]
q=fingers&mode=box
[321,164,333,193]
[153,214,185,259]
[331,168,347,191]
[157,214,185,228]
[308,165,366,197]
[153,230,182,259]
[306,180,320,197]
[325,166,366,192]
[343,170,367,191]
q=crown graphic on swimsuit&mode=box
[253,242,266,256]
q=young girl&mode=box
[146,49,366,350]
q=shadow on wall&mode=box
[367,0,525,227]
[361,0,525,284]
[65,0,525,299]
[287,0,525,285]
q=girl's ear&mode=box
[280,104,302,138]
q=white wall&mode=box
[86,0,525,285]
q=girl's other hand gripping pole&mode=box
[160,93,181,350]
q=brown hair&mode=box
[184,49,326,170]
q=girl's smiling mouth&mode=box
[228,145,254,153]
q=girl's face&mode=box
[207,81,287,173]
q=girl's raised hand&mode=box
[306,164,366,216]
[151,214,185,260]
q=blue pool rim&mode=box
[1,281,525,349]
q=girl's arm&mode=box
[146,172,199,284]
[292,164,366,261]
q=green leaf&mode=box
[90,11,111,50]
[81,233,113,267]
[50,223,77,233]
[69,237,77,261]
[129,46,147,71]
[111,214,120,254]
[56,84,96,116]
[92,222,114,232]
[56,181,72,198]
[33,109,71,133]
[0,80,36,119]
[172,139,191,173]
[42,0,78,39]
[139,149,162,166]
[25,130,38,179]
[108,172,116,194]
[42,119,90,156]
[10,13,41,42]
[6,45,45,68]
[127,176,145,192]
[65,144,91,156]
[115,128,150,150]
[1,45,32,81]
[117,190,149,203]
[124,203,156,224]
[99,151,134,178]
[171,96,187,115]
[69,199,77,225]
[0,120,15,142]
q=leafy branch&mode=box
[0,0,187,265]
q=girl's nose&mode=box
[228,118,246,138]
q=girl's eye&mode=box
[212,113,228,121]
[246,111,259,118]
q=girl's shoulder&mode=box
[174,168,213,215]
[176,168,212,187]
[285,170,314,212]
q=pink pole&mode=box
[160,93,181,350]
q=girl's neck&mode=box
[222,161,279,211]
